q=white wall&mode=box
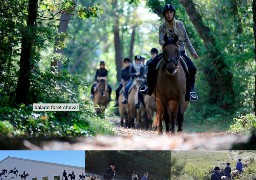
[0,157,85,180]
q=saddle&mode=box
[128,80,136,93]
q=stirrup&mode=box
[190,91,198,101]
[139,85,148,94]
[90,94,94,99]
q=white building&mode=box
[0,156,86,180]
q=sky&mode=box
[0,150,85,168]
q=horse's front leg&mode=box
[155,100,163,134]
[177,100,188,132]
[163,106,170,134]
[169,100,178,133]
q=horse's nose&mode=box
[167,67,176,75]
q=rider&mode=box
[211,167,221,180]
[90,60,112,100]
[140,4,199,101]
[103,163,116,180]
[236,159,243,173]
[224,162,231,179]
[135,48,158,109]
[114,58,131,107]
[122,55,144,104]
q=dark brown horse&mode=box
[93,77,109,115]
[153,42,189,134]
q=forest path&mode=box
[1,121,249,150]
[0,118,251,150]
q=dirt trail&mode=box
[0,118,252,150]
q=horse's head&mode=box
[97,78,106,96]
[163,40,179,75]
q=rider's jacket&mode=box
[94,68,108,81]
[159,19,196,54]
[129,63,144,80]
[121,66,130,82]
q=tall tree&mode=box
[253,0,256,115]
[231,0,243,34]
[15,0,38,104]
[129,26,136,61]
[180,0,235,109]
[51,12,72,72]
[51,1,76,72]
[113,0,123,82]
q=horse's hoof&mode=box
[158,132,163,135]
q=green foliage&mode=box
[229,114,256,134]
[0,121,15,136]
[184,163,211,180]
[0,0,115,137]
[243,161,256,179]
[171,157,185,179]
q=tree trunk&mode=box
[129,26,136,61]
[180,0,235,109]
[253,0,256,115]
[231,0,243,34]
[51,11,72,72]
[113,0,123,82]
[15,0,38,104]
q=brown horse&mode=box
[127,78,144,128]
[93,78,109,115]
[153,42,189,134]
[144,95,156,130]
[118,83,128,127]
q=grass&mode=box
[171,150,256,180]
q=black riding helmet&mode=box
[123,58,131,63]
[134,55,142,60]
[163,4,176,18]
[100,60,105,65]
[150,48,158,54]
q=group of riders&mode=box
[211,159,244,180]
[90,4,199,107]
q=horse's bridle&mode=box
[164,53,180,75]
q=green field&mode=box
[171,150,256,180]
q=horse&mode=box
[153,41,189,134]
[20,172,29,180]
[144,95,156,130]
[118,82,128,127]
[79,174,85,180]
[221,176,231,180]
[231,170,239,179]
[0,169,7,177]
[93,77,110,115]
[127,78,144,128]
[68,173,75,180]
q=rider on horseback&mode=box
[122,55,144,104]
[135,48,158,109]
[90,60,112,100]
[140,4,199,101]
[114,58,132,107]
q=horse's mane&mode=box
[163,40,178,49]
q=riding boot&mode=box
[189,74,198,101]
[135,101,140,109]
[147,70,157,96]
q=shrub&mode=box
[229,114,256,134]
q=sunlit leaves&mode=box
[77,5,102,19]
